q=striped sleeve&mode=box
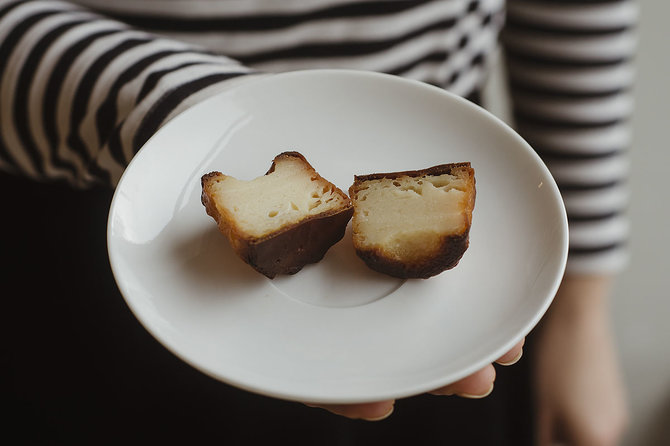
[0,0,255,187]
[502,0,638,274]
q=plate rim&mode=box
[107,69,568,404]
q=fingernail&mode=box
[497,348,523,366]
[458,383,494,399]
[362,405,394,422]
[429,389,455,396]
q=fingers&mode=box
[304,340,526,420]
[496,339,525,366]
[428,339,525,399]
[430,364,496,398]
[305,400,395,421]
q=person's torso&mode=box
[73,0,506,95]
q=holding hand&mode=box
[306,339,525,421]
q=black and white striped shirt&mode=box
[0,0,638,274]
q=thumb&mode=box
[304,400,395,421]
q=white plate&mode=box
[108,70,567,404]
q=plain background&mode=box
[485,0,670,444]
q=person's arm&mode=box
[535,274,628,446]
[0,0,255,187]
[502,1,636,444]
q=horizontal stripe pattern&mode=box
[85,1,437,32]
[1,0,505,183]
[504,0,637,272]
[0,0,250,185]
[128,0,505,97]
[0,0,636,274]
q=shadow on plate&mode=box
[171,225,265,297]
[170,221,403,307]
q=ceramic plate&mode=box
[107,70,567,404]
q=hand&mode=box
[305,339,525,421]
[534,275,629,446]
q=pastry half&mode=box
[202,152,353,278]
[348,163,475,279]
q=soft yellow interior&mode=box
[211,157,348,238]
[353,174,469,260]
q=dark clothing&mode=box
[1,173,534,445]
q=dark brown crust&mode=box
[349,162,475,280]
[352,162,473,184]
[201,152,353,279]
[234,207,353,278]
[353,231,470,279]
[264,151,308,175]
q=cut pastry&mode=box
[201,152,353,278]
[348,163,475,279]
